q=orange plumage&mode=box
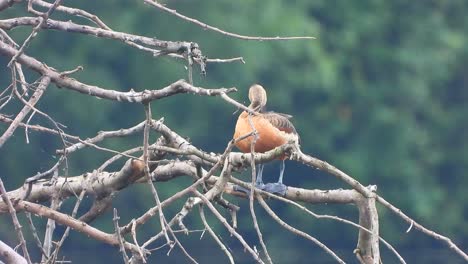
[233,84,298,156]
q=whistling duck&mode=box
[233,84,299,195]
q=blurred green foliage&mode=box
[1,0,467,263]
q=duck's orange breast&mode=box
[233,112,289,154]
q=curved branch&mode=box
[14,200,145,254]
[0,179,31,264]
[0,17,185,51]
[143,0,315,41]
[257,195,345,264]
[0,239,27,264]
[0,41,236,103]
[377,195,468,262]
[0,75,50,148]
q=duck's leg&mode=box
[233,164,266,195]
[278,159,285,184]
[255,164,265,188]
[264,160,287,196]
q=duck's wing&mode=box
[262,112,297,135]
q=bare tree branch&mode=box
[143,0,315,41]
[0,178,32,264]
[376,195,468,261]
[0,0,21,13]
[30,0,111,29]
[198,204,234,264]
[257,194,346,264]
[0,17,192,55]
[0,76,50,148]
[113,209,131,264]
[195,190,264,264]
[41,197,61,262]
[0,2,464,263]
[8,0,64,66]
[0,239,27,264]
[13,200,146,254]
[50,191,86,262]
[0,41,236,103]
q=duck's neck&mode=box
[248,100,265,112]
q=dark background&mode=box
[1,0,467,263]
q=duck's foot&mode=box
[263,182,287,196]
[233,183,265,196]
[233,182,287,196]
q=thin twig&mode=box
[291,147,374,198]
[198,205,234,264]
[0,178,32,264]
[25,212,48,259]
[0,75,50,148]
[49,191,86,263]
[143,103,171,245]
[206,57,245,64]
[166,227,198,264]
[8,0,64,66]
[26,156,64,183]
[57,121,146,154]
[267,187,406,264]
[42,197,62,262]
[131,220,146,263]
[127,137,239,237]
[144,0,315,41]
[13,200,145,253]
[139,153,234,249]
[194,190,264,264]
[247,114,272,264]
[15,62,29,96]
[257,194,345,264]
[0,114,149,168]
[0,28,18,46]
[30,0,111,29]
[113,209,131,264]
[231,175,404,263]
[377,195,468,262]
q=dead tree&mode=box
[0,1,466,264]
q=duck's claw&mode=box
[263,182,287,196]
[233,182,287,196]
[233,182,265,196]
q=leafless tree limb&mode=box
[130,220,146,263]
[143,0,315,41]
[30,0,111,29]
[42,197,62,262]
[0,239,27,264]
[244,113,273,263]
[1,2,465,263]
[0,0,20,12]
[114,209,131,264]
[49,190,85,263]
[24,212,48,259]
[206,57,245,64]
[376,195,468,261]
[0,41,236,103]
[0,178,32,264]
[198,204,234,264]
[8,0,64,66]
[0,75,50,148]
[14,200,147,254]
[143,103,172,246]
[0,17,190,54]
[257,194,346,264]
[195,190,264,264]
[58,121,146,155]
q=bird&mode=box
[233,84,299,195]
